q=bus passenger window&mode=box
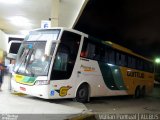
[128,56,136,68]
[100,46,105,62]
[108,49,115,64]
[93,44,100,60]
[86,43,95,59]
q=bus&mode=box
[11,28,154,103]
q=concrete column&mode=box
[0,30,8,52]
[51,0,59,27]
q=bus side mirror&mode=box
[42,55,50,62]
[45,40,52,56]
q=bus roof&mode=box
[88,36,152,62]
[30,27,88,37]
[105,41,152,62]
[28,28,152,62]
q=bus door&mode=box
[49,31,81,97]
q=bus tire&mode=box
[75,84,89,103]
[134,86,141,98]
[141,86,146,97]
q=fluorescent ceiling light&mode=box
[0,0,22,4]
[9,16,32,27]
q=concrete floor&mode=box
[0,75,89,120]
[85,93,160,113]
[1,75,160,120]
[84,84,160,120]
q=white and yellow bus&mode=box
[12,28,154,102]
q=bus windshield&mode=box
[14,41,56,77]
[14,29,60,77]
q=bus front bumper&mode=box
[11,79,50,99]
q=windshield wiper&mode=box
[16,49,33,74]
[15,49,30,73]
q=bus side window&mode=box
[81,38,96,59]
[136,59,143,70]
[80,39,88,58]
[116,52,121,65]
[116,52,126,66]
[108,48,115,64]
[128,56,136,69]
[93,44,100,60]
[148,62,154,73]
[86,43,95,59]
[99,45,105,62]
[80,51,88,57]
[104,47,109,63]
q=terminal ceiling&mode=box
[0,0,159,58]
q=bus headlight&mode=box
[35,80,49,85]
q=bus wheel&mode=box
[75,84,89,103]
[134,86,141,98]
[141,86,146,97]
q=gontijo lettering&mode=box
[127,71,144,78]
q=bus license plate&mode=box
[20,87,26,91]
